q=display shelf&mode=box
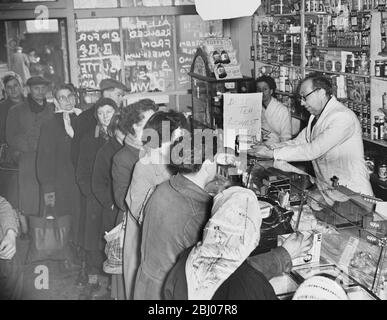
[371,76,387,81]
[271,13,301,17]
[305,45,369,52]
[305,67,370,78]
[338,98,369,105]
[255,60,302,69]
[276,91,295,97]
[304,11,328,15]
[255,31,301,36]
[363,136,387,148]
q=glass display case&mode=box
[243,157,387,300]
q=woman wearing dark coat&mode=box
[91,114,124,238]
[36,84,82,247]
[76,97,117,294]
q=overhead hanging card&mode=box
[195,0,262,21]
[223,92,262,149]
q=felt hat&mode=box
[99,78,128,92]
[26,76,50,87]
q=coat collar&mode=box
[169,173,213,204]
[308,96,337,137]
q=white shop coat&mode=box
[272,96,373,198]
[262,97,292,144]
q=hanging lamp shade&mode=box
[194,0,262,21]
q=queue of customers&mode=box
[0,71,362,300]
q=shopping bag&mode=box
[26,206,71,263]
[103,215,125,274]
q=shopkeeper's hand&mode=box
[281,232,313,260]
[0,229,17,260]
[247,144,274,159]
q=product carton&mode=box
[278,231,322,266]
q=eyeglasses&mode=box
[300,88,321,102]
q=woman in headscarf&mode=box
[123,110,188,299]
[36,84,82,270]
[164,186,278,300]
[76,97,117,298]
[91,112,124,300]
[0,72,25,147]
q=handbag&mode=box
[26,205,71,263]
[103,213,126,274]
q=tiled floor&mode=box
[17,237,111,300]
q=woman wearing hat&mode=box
[36,84,83,270]
[6,76,54,217]
[0,72,24,147]
[75,97,117,298]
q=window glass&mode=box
[0,19,69,89]
[175,15,222,90]
[73,0,118,8]
[122,16,174,93]
[121,0,172,6]
[174,0,195,5]
[76,18,122,89]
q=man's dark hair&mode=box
[301,73,333,97]
[53,83,75,100]
[168,131,218,174]
[256,75,277,96]
[116,98,158,136]
[143,110,190,148]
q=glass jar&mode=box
[365,156,375,174]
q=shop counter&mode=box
[242,157,387,300]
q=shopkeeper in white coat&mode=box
[257,75,292,143]
[249,74,373,200]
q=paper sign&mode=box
[195,0,262,21]
[223,92,262,149]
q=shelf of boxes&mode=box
[305,45,369,52]
[304,67,371,78]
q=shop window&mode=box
[122,16,175,93]
[174,0,195,5]
[0,19,69,88]
[75,18,121,89]
[0,0,56,2]
[175,15,222,90]
[75,15,223,94]
[121,0,172,6]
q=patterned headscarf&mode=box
[1,71,25,99]
[185,186,262,300]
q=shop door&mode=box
[0,18,69,98]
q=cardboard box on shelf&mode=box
[278,231,322,266]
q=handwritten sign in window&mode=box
[176,16,222,90]
[223,92,262,149]
[76,18,121,89]
[122,16,175,93]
